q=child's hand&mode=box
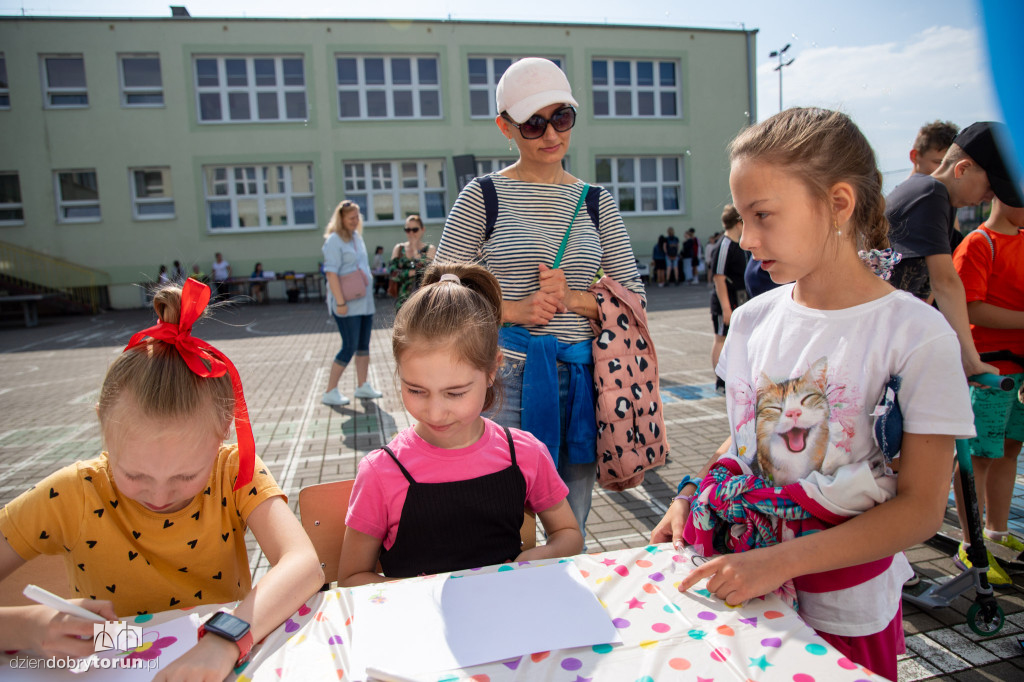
[152,633,238,682]
[963,355,999,381]
[650,497,689,548]
[23,600,117,658]
[676,549,786,607]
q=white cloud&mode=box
[756,26,1001,184]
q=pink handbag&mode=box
[339,270,369,301]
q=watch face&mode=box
[206,612,250,640]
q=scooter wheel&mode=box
[967,601,1005,636]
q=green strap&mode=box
[552,183,589,269]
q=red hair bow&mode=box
[123,278,255,491]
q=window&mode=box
[336,55,441,119]
[595,156,684,214]
[130,167,175,219]
[343,160,446,224]
[0,54,9,109]
[468,56,563,118]
[474,157,571,177]
[0,172,24,224]
[41,55,88,108]
[194,56,307,123]
[474,157,517,176]
[591,58,680,118]
[55,170,101,222]
[120,55,164,107]
[203,163,315,231]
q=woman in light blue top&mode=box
[321,200,382,406]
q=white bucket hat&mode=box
[495,58,578,123]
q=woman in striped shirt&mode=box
[436,58,642,538]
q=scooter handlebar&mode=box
[967,373,1015,391]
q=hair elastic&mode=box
[858,248,903,281]
[122,278,255,491]
[439,273,461,284]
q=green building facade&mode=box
[0,16,756,308]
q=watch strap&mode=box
[234,629,254,666]
[198,617,254,667]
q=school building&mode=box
[0,13,757,309]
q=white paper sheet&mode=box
[6,613,199,681]
[349,562,621,681]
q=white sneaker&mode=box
[353,382,383,399]
[321,388,350,406]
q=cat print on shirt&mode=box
[732,355,876,486]
[754,357,831,485]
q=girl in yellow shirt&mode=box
[0,279,323,681]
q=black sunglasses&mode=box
[503,106,576,140]
[404,227,421,233]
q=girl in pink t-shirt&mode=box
[338,264,583,586]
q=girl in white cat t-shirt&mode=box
[651,108,974,682]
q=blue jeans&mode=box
[489,354,597,540]
[332,313,373,365]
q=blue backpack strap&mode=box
[584,185,601,228]
[478,176,499,242]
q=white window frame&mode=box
[467,56,564,119]
[595,156,684,215]
[203,162,316,232]
[0,171,24,225]
[193,55,307,124]
[54,169,101,223]
[129,167,175,220]
[335,54,442,120]
[41,55,89,109]
[119,54,164,108]
[591,58,681,119]
[342,159,447,225]
[0,53,10,109]
[474,157,518,176]
[474,156,571,177]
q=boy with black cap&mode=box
[887,121,1021,378]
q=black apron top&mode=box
[378,425,527,578]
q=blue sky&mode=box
[1,0,1002,192]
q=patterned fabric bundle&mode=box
[682,457,894,609]
[683,459,819,607]
[685,460,816,554]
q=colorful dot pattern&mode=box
[204,546,884,681]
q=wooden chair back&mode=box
[520,510,537,550]
[299,479,355,589]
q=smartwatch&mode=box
[198,611,254,667]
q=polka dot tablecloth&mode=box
[222,545,886,681]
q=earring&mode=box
[834,219,842,236]
[508,137,514,152]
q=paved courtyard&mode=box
[1,283,1023,681]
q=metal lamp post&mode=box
[769,43,795,112]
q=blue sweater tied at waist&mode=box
[499,326,596,467]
